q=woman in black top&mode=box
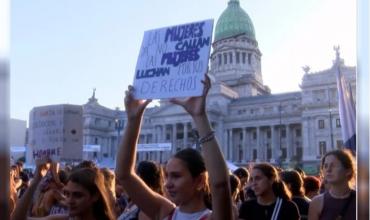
[280,170,310,220]
[239,163,300,220]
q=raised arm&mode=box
[115,86,174,219]
[170,75,233,220]
[11,159,48,220]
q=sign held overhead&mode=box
[133,19,214,99]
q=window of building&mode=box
[229,52,233,64]
[224,53,228,65]
[296,147,303,160]
[177,132,184,139]
[253,149,257,160]
[318,119,325,129]
[238,145,243,162]
[252,131,257,140]
[319,141,327,156]
[218,54,222,66]
[166,133,171,141]
[336,140,343,149]
[94,137,98,144]
[147,134,153,143]
[281,148,287,159]
[281,129,286,138]
[248,53,252,65]
[296,129,301,137]
[236,52,240,64]
[240,132,243,140]
[95,118,101,125]
[242,52,246,64]
[267,130,271,139]
[267,147,272,159]
[336,118,341,128]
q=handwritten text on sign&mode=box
[133,19,213,99]
[29,105,83,162]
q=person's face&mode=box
[63,181,98,217]
[164,158,203,206]
[239,177,248,189]
[250,168,273,197]
[322,155,351,185]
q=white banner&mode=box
[133,19,214,99]
[137,143,172,152]
[28,105,83,162]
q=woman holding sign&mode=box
[115,75,233,220]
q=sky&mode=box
[10,0,356,122]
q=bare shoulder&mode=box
[311,193,324,208]
[308,194,324,220]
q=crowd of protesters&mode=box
[9,75,356,220]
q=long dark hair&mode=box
[68,168,116,220]
[173,148,212,209]
[253,163,291,201]
[280,170,304,197]
[137,160,164,195]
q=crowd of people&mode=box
[9,75,356,220]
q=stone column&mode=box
[242,128,247,162]
[256,127,262,161]
[228,129,233,161]
[271,125,277,162]
[183,122,188,149]
[248,129,253,161]
[286,124,292,159]
[223,129,228,158]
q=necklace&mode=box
[329,189,351,199]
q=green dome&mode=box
[214,0,255,42]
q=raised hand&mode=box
[33,158,50,181]
[124,85,152,120]
[170,74,211,117]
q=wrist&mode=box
[127,115,143,123]
[199,130,215,145]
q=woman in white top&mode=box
[115,75,233,220]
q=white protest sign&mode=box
[137,143,172,152]
[28,104,83,162]
[133,19,214,99]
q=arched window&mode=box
[229,52,233,63]
[242,52,246,63]
[236,52,240,64]
[224,53,228,64]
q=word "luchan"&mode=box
[136,67,170,79]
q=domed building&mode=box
[77,0,355,173]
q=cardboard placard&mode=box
[28,105,83,162]
[133,19,214,99]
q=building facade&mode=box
[79,0,355,173]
